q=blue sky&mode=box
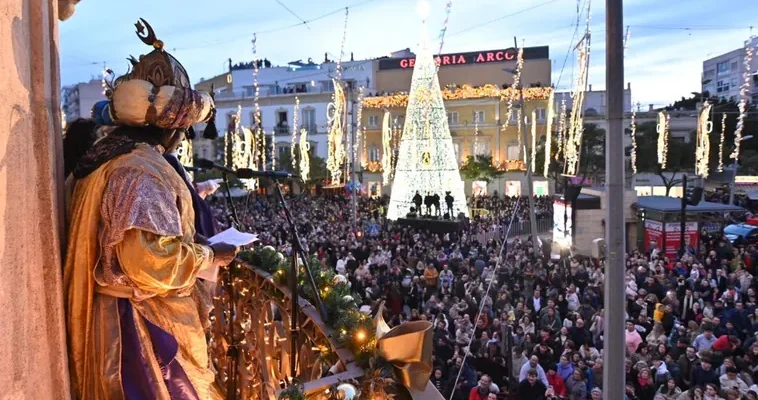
[60,0,758,106]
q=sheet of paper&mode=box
[208,227,258,247]
[198,228,258,283]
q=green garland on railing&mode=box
[239,247,374,363]
[239,246,398,398]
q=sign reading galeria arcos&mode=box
[378,46,549,70]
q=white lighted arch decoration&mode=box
[326,79,346,184]
[299,128,310,181]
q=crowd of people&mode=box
[210,189,758,400]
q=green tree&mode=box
[459,155,505,184]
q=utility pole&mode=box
[349,82,358,229]
[603,0,626,399]
[513,37,540,256]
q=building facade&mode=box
[61,78,105,122]
[702,36,758,103]
[195,58,376,164]
[360,46,553,197]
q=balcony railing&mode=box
[215,86,333,101]
[210,260,363,399]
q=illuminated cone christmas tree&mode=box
[386,24,469,221]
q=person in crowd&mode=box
[517,370,547,400]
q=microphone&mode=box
[183,165,204,173]
[195,158,237,175]
[195,158,299,180]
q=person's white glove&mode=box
[195,179,222,199]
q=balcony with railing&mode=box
[215,84,334,101]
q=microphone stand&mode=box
[220,172,241,400]
[271,177,328,381]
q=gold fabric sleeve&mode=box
[117,229,212,296]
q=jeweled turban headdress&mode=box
[101,18,216,131]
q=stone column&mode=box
[0,0,71,398]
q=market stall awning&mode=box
[633,195,745,213]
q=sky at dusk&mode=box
[60,0,758,107]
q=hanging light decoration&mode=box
[718,113,727,172]
[656,111,669,169]
[555,94,567,161]
[530,110,537,172]
[695,102,713,178]
[251,34,264,170]
[630,102,639,175]
[292,97,300,171]
[382,110,393,184]
[502,48,524,132]
[473,110,480,157]
[299,128,310,181]
[229,105,257,190]
[563,0,591,177]
[327,80,347,184]
[354,87,365,169]
[517,109,524,163]
[731,36,755,164]
[544,90,555,177]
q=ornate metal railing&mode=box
[210,261,364,399]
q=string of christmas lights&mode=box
[530,110,537,172]
[544,90,555,177]
[363,84,552,109]
[336,8,349,81]
[251,34,264,170]
[563,0,591,177]
[630,102,638,174]
[382,110,393,184]
[299,128,310,181]
[555,94,567,161]
[657,111,669,169]
[354,87,365,170]
[517,109,524,163]
[719,113,727,172]
[695,102,713,178]
[292,97,300,171]
[473,109,480,156]
[730,36,755,164]
[501,49,525,132]
[327,80,346,184]
[230,105,257,190]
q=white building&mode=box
[61,79,105,122]
[702,36,758,103]
[198,58,376,162]
[554,83,632,117]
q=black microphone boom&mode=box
[183,165,204,173]
[195,158,299,180]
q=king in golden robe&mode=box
[63,19,235,399]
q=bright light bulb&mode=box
[417,0,431,20]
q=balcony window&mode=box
[447,112,459,126]
[535,107,546,123]
[302,108,317,133]
[474,110,485,123]
[717,61,730,76]
[368,115,380,128]
[369,145,380,162]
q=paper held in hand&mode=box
[197,228,259,282]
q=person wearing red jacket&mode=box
[469,375,493,400]
[546,365,568,398]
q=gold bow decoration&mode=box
[374,302,444,400]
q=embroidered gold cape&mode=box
[64,144,218,399]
